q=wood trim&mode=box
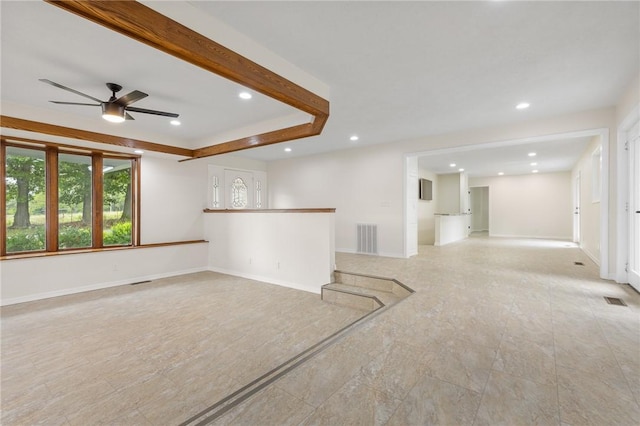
[1,134,142,158]
[203,208,336,213]
[45,147,59,251]
[92,155,103,248]
[133,157,141,246]
[0,141,6,256]
[190,122,321,160]
[42,0,329,159]
[0,116,193,158]
[0,239,208,261]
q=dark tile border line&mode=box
[180,273,414,426]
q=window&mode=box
[1,139,139,256]
[4,146,46,253]
[103,158,133,246]
[58,153,93,249]
[231,177,248,209]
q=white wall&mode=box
[140,155,207,244]
[268,147,406,257]
[0,243,209,305]
[469,172,573,239]
[437,173,461,214]
[204,211,335,294]
[572,137,602,264]
[417,169,438,245]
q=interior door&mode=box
[628,122,640,290]
[573,172,581,244]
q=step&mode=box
[323,283,401,307]
[322,271,414,311]
[321,283,383,312]
[334,270,414,298]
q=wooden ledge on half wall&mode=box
[0,240,208,261]
[202,208,336,213]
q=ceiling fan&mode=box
[39,79,179,123]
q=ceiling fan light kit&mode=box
[39,79,179,123]
[101,102,125,123]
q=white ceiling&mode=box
[417,135,595,177]
[1,1,639,173]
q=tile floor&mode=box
[2,235,640,425]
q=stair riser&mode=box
[322,288,380,312]
[334,272,394,292]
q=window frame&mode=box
[1,137,140,257]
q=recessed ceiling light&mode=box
[350,135,359,141]
[516,102,530,110]
[284,147,292,152]
[528,152,537,157]
[458,168,464,172]
[530,162,537,166]
[532,170,539,173]
[170,120,181,126]
[449,163,456,167]
[239,92,252,100]
[134,150,144,154]
[498,172,504,176]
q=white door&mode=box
[628,122,640,290]
[573,173,581,244]
[224,170,254,209]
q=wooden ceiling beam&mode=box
[0,116,193,157]
[39,0,330,159]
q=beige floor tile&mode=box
[274,336,373,407]
[300,377,402,426]
[557,365,640,425]
[386,374,481,426]
[493,334,556,385]
[422,337,497,393]
[475,370,560,425]
[356,341,428,400]
[211,386,314,426]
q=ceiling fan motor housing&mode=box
[106,82,122,94]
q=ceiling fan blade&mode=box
[39,79,103,103]
[125,112,135,120]
[126,106,179,118]
[115,90,148,106]
[50,101,100,106]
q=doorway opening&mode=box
[470,186,489,235]
[404,128,610,280]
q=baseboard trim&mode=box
[580,246,600,267]
[0,267,208,306]
[335,248,406,259]
[489,234,572,240]
[206,266,322,295]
